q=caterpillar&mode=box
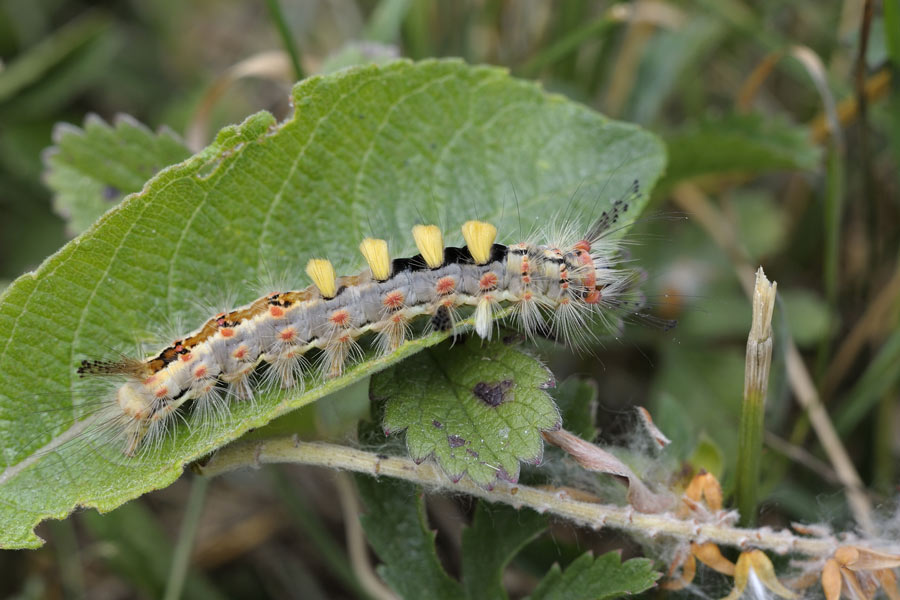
[75,183,655,457]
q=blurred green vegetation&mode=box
[1,0,898,598]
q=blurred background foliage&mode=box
[1,0,899,598]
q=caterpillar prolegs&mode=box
[78,187,653,456]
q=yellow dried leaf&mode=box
[840,566,870,599]
[836,546,900,571]
[876,569,900,600]
[662,552,697,590]
[822,558,842,600]
[693,542,736,576]
[721,551,753,600]
[684,470,723,511]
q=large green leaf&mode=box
[0,59,665,548]
[461,501,548,600]
[356,476,462,600]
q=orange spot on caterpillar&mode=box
[330,309,350,327]
[179,352,193,363]
[441,298,455,308]
[194,365,208,378]
[269,305,285,318]
[522,275,531,283]
[155,387,169,399]
[279,327,296,342]
[561,282,569,290]
[391,314,404,323]
[383,291,405,310]
[479,273,498,290]
[220,327,235,338]
[584,289,602,304]
[436,277,456,295]
[233,345,248,360]
[143,375,157,386]
[573,241,598,290]
[523,292,533,301]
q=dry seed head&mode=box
[745,266,777,400]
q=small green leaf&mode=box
[552,377,598,442]
[376,337,561,485]
[44,114,191,235]
[461,502,548,600]
[529,551,659,600]
[660,112,821,189]
[356,476,462,600]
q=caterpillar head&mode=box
[116,381,154,420]
[116,381,156,456]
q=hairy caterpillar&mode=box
[73,182,657,457]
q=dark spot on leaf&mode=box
[466,448,479,458]
[472,380,514,407]
[497,467,518,483]
[448,434,466,448]
[413,456,425,465]
[432,419,443,429]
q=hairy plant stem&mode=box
[198,437,838,558]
